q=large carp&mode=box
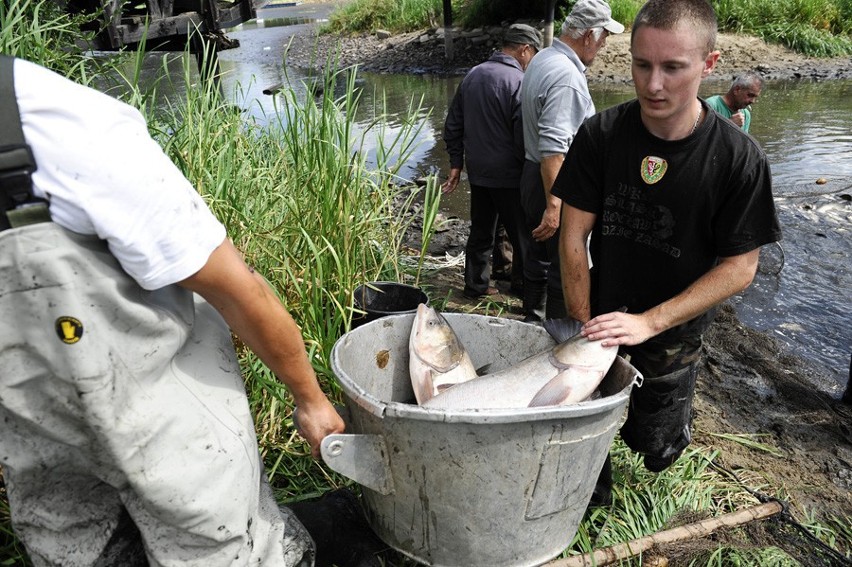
[409,304,478,404]
[421,317,618,410]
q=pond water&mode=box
[168,9,852,395]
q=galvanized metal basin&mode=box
[323,313,641,567]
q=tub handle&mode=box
[320,434,395,496]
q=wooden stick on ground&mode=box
[546,500,784,567]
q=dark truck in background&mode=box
[64,0,256,51]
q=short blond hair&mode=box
[631,0,717,54]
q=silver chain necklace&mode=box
[691,104,703,135]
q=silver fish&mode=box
[409,304,478,404]
[422,318,618,410]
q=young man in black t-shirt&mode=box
[552,0,781,488]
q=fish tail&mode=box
[542,317,584,343]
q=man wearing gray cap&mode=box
[519,0,623,321]
[443,23,543,299]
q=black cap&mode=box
[504,24,543,51]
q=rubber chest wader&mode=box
[0,57,312,567]
[620,336,704,465]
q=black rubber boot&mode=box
[621,363,699,473]
[522,278,546,322]
[643,451,684,473]
[544,284,567,321]
[588,454,613,508]
[285,488,385,567]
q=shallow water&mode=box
[165,11,852,395]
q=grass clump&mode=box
[140,47,436,475]
[0,0,108,82]
[565,438,851,565]
[324,0,452,34]
[714,0,852,56]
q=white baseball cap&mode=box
[564,0,625,34]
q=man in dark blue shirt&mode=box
[443,24,542,300]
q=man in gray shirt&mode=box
[520,0,623,320]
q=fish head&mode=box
[409,304,466,372]
[409,304,476,404]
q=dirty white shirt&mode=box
[14,58,226,290]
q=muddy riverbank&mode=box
[284,25,852,83]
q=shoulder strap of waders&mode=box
[0,55,49,231]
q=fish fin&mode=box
[542,317,584,344]
[528,368,604,407]
[414,369,435,405]
[542,309,626,343]
[436,382,455,393]
[475,363,492,376]
[527,372,574,407]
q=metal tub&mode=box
[322,314,640,567]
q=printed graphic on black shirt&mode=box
[602,182,680,258]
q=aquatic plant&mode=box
[125,44,437,482]
[0,0,106,81]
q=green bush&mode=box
[455,0,640,29]
[323,0,852,57]
[713,0,852,56]
[324,0,450,33]
[760,20,852,56]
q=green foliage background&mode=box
[326,0,852,57]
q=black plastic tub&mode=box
[352,282,428,328]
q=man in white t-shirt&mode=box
[0,57,351,567]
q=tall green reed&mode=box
[0,0,108,82]
[129,44,436,474]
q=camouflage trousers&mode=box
[619,336,703,462]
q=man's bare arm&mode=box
[559,205,596,322]
[179,239,344,457]
[582,249,760,347]
[532,153,565,241]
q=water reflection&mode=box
[747,80,852,188]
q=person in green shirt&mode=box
[705,72,763,132]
